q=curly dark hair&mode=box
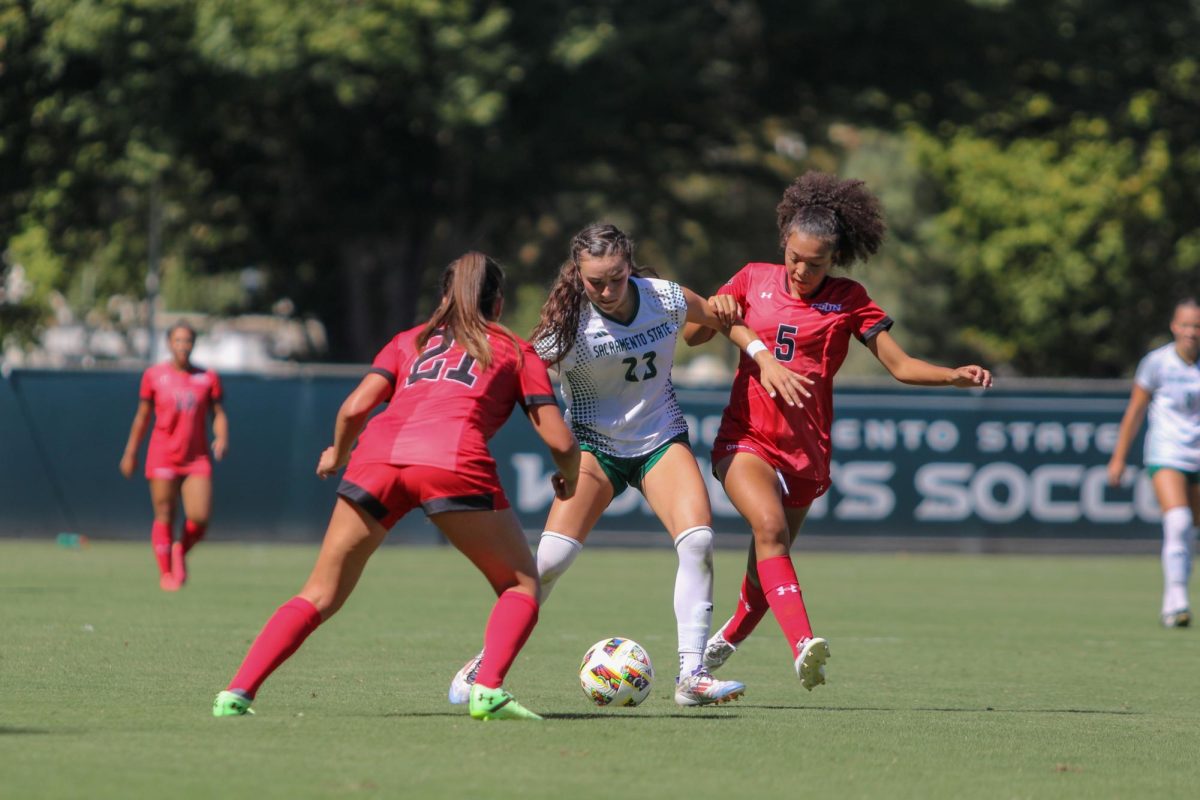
[776,171,886,267]
[531,223,651,365]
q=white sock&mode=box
[673,526,715,677]
[1161,507,1196,614]
[536,531,583,604]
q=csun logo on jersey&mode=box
[810,302,843,313]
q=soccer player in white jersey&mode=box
[1108,298,1200,628]
[448,223,807,706]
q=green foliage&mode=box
[4,0,1200,372]
[908,125,1181,375]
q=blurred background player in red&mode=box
[212,251,580,721]
[685,171,992,691]
[1107,297,1200,628]
[120,322,228,591]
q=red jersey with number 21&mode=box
[713,263,893,482]
[348,325,556,481]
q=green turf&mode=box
[2,540,1198,799]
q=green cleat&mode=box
[212,690,254,717]
[468,684,542,721]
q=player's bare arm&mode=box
[211,400,229,461]
[526,402,581,500]
[1107,384,1152,487]
[317,372,393,479]
[120,399,153,478]
[867,331,993,389]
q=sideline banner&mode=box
[486,386,1158,540]
[0,370,1155,541]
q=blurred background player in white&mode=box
[449,223,806,707]
[1108,297,1200,628]
[685,172,992,690]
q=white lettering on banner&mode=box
[831,461,896,519]
[913,462,1161,524]
[511,454,559,511]
[972,462,1030,523]
[976,421,1120,455]
[1030,464,1084,522]
[682,414,725,450]
[511,451,1164,526]
[914,464,974,521]
[832,418,960,453]
[1080,467,1134,523]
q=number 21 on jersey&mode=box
[406,334,478,387]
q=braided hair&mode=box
[776,171,887,267]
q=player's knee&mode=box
[674,526,714,569]
[536,531,583,584]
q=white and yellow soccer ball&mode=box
[579,637,654,707]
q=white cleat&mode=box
[448,651,483,705]
[794,637,830,691]
[703,628,738,671]
[1161,609,1192,628]
[674,666,746,706]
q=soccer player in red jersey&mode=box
[685,172,992,691]
[120,322,228,591]
[212,252,580,721]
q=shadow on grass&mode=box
[748,705,1141,715]
[0,727,59,735]
[376,711,739,721]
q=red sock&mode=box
[474,589,539,689]
[150,521,172,576]
[228,597,323,698]
[182,520,206,553]
[758,555,814,658]
[722,573,770,644]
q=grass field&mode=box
[3,539,1199,799]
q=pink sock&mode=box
[182,520,206,553]
[228,597,323,698]
[758,555,814,658]
[150,521,172,576]
[474,589,539,689]
[722,573,770,644]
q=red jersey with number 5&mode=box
[713,263,893,481]
[140,362,223,466]
[348,325,557,480]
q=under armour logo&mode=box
[760,291,773,299]
[775,584,799,596]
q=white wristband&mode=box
[744,340,768,358]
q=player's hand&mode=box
[119,454,136,479]
[551,471,577,501]
[707,294,742,327]
[316,446,346,479]
[212,438,227,461]
[1106,457,1128,488]
[754,357,813,408]
[949,365,992,389]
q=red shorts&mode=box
[337,462,510,529]
[145,457,212,481]
[711,438,829,509]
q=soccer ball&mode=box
[579,637,654,707]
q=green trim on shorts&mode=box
[581,432,691,497]
[1147,465,1200,484]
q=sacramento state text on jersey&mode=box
[591,321,675,358]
